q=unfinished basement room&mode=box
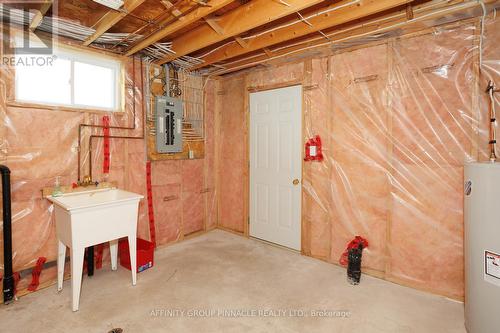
[0,0,499,332]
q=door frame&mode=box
[243,79,306,253]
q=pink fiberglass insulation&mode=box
[216,76,247,233]
[0,56,217,298]
[214,16,500,299]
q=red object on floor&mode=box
[146,161,156,247]
[339,236,369,266]
[13,272,20,294]
[118,238,154,273]
[95,244,104,270]
[102,115,110,174]
[27,257,46,291]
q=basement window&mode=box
[14,44,123,112]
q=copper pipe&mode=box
[77,56,144,181]
[487,81,498,162]
[86,58,146,182]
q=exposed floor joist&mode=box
[83,0,146,46]
[161,0,184,18]
[192,0,413,70]
[125,0,235,57]
[155,0,328,65]
[211,0,493,75]
[29,0,52,31]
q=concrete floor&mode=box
[1,230,466,333]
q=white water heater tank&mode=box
[464,162,500,333]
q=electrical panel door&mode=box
[155,96,183,153]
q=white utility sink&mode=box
[47,188,144,311]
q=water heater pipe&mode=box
[487,81,499,162]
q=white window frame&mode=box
[14,42,124,112]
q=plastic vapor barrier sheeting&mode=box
[0,51,217,298]
[215,15,499,299]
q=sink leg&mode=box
[57,240,66,292]
[109,239,118,271]
[128,235,137,286]
[70,247,84,312]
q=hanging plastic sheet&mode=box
[0,51,217,300]
[215,13,499,300]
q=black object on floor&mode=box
[347,243,364,285]
[108,328,123,333]
[1,165,14,303]
[87,246,94,276]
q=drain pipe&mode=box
[0,165,14,304]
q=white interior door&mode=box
[249,85,302,250]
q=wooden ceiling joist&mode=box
[192,0,413,70]
[155,0,328,65]
[83,0,146,46]
[29,0,52,31]
[161,0,184,18]
[124,0,235,57]
[212,0,489,75]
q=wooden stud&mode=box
[83,0,146,46]
[470,20,481,161]
[214,79,222,229]
[29,0,52,32]
[234,36,249,49]
[191,0,412,70]
[385,39,395,278]
[406,3,414,20]
[243,75,249,237]
[125,0,234,57]
[190,0,211,7]
[302,59,313,257]
[204,17,224,35]
[155,0,327,65]
[161,0,184,18]
[263,48,274,57]
[326,56,333,263]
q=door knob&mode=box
[293,179,300,185]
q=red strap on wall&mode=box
[27,257,46,291]
[146,161,156,247]
[95,244,104,270]
[102,116,110,174]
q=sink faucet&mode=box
[78,175,98,187]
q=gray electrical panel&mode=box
[155,96,183,153]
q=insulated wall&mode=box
[215,16,499,299]
[0,56,217,300]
